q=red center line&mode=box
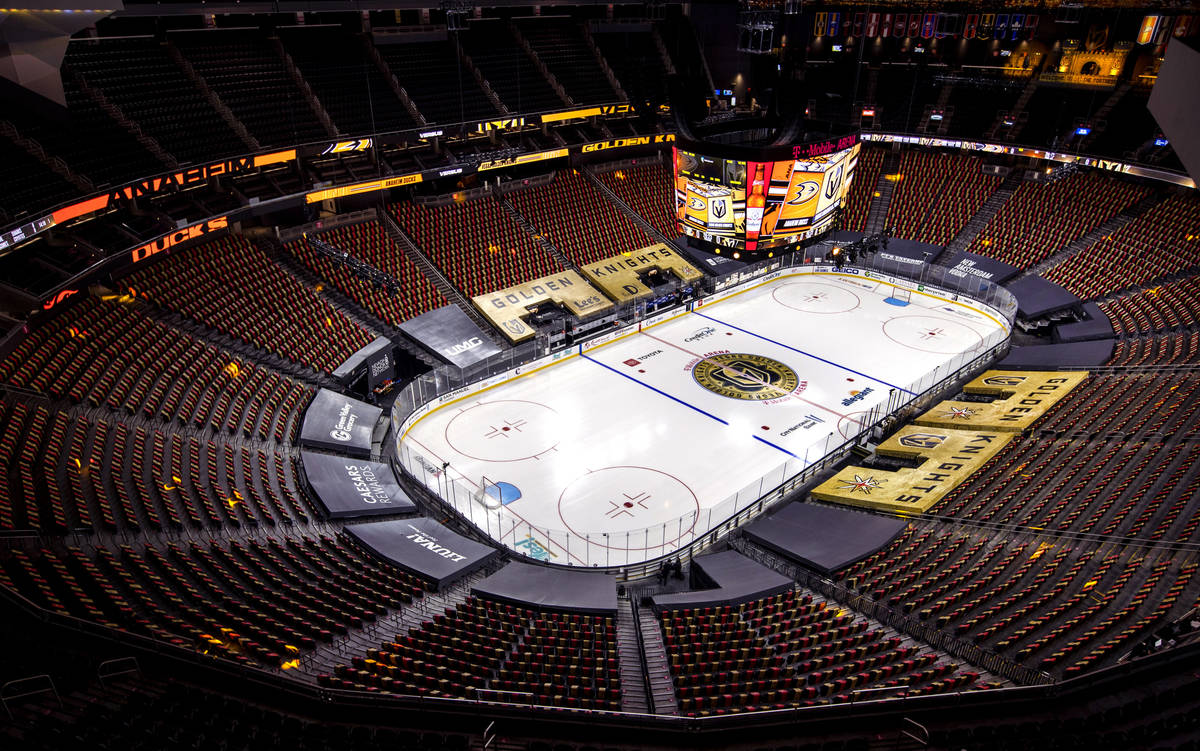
[638,329,854,421]
[403,435,587,566]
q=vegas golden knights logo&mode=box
[693,353,799,401]
[825,164,845,199]
[983,375,1027,387]
[712,199,727,219]
[1085,24,1109,51]
[898,432,948,449]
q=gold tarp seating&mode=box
[813,371,1086,514]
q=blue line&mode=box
[692,311,917,395]
[579,353,729,425]
[754,435,799,458]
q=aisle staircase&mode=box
[943,171,1024,255]
[864,153,901,235]
[615,596,651,713]
[636,601,678,714]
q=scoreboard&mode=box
[674,133,860,253]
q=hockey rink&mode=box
[397,270,1010,567]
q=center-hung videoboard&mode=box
[674,132,860,253]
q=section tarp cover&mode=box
[743,502,907,574]
[473,562,618,614]
[398,304,502,369]
[346,517,500,590]
[1007,275,1080,319]
[331,336,394,387]
[299,389,381,458]
[942,251,1021,285]
[652,551,791,611]
[828,231,944,266]
[1055,303,1115,343]
[299,451,416,519]
[1001,340,1115,368]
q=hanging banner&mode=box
[1010,14,1025,41]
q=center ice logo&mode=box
[692,353,800,401]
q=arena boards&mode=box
[398,267,1011,567]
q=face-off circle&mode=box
[838,411,868,439]
[557,466,700,549]
[772,282,861,314]
[882,315,984,354]
[692,353,801,401]
[444,400,560,462]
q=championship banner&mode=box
[828,12,840,37]
[299,450,416,519]
[867,13,879,38]
[579,244,703,304]
[299,389,382,458]
[908,15,920,37]
[811,425,1014,514]
[965,14,978,39]
[913,370,1088,432]
[995,14,1009,40]
[894,13,907,37]
[978,14,994,38]
[921,13,936,39]
[881,13,892,38]
[814,12,827,37]
[473,270,612,343]
[1010,14,1024,41]
[853,12,865,37]
[1138,16,1161,45]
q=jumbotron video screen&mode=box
[674,140,860,253]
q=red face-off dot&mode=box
[501,426,510,431]
[761,425,770,430]
[623,501,634,508]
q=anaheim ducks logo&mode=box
[692,353,799,401]
[687,196,707,212]
[786,180,820,206]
